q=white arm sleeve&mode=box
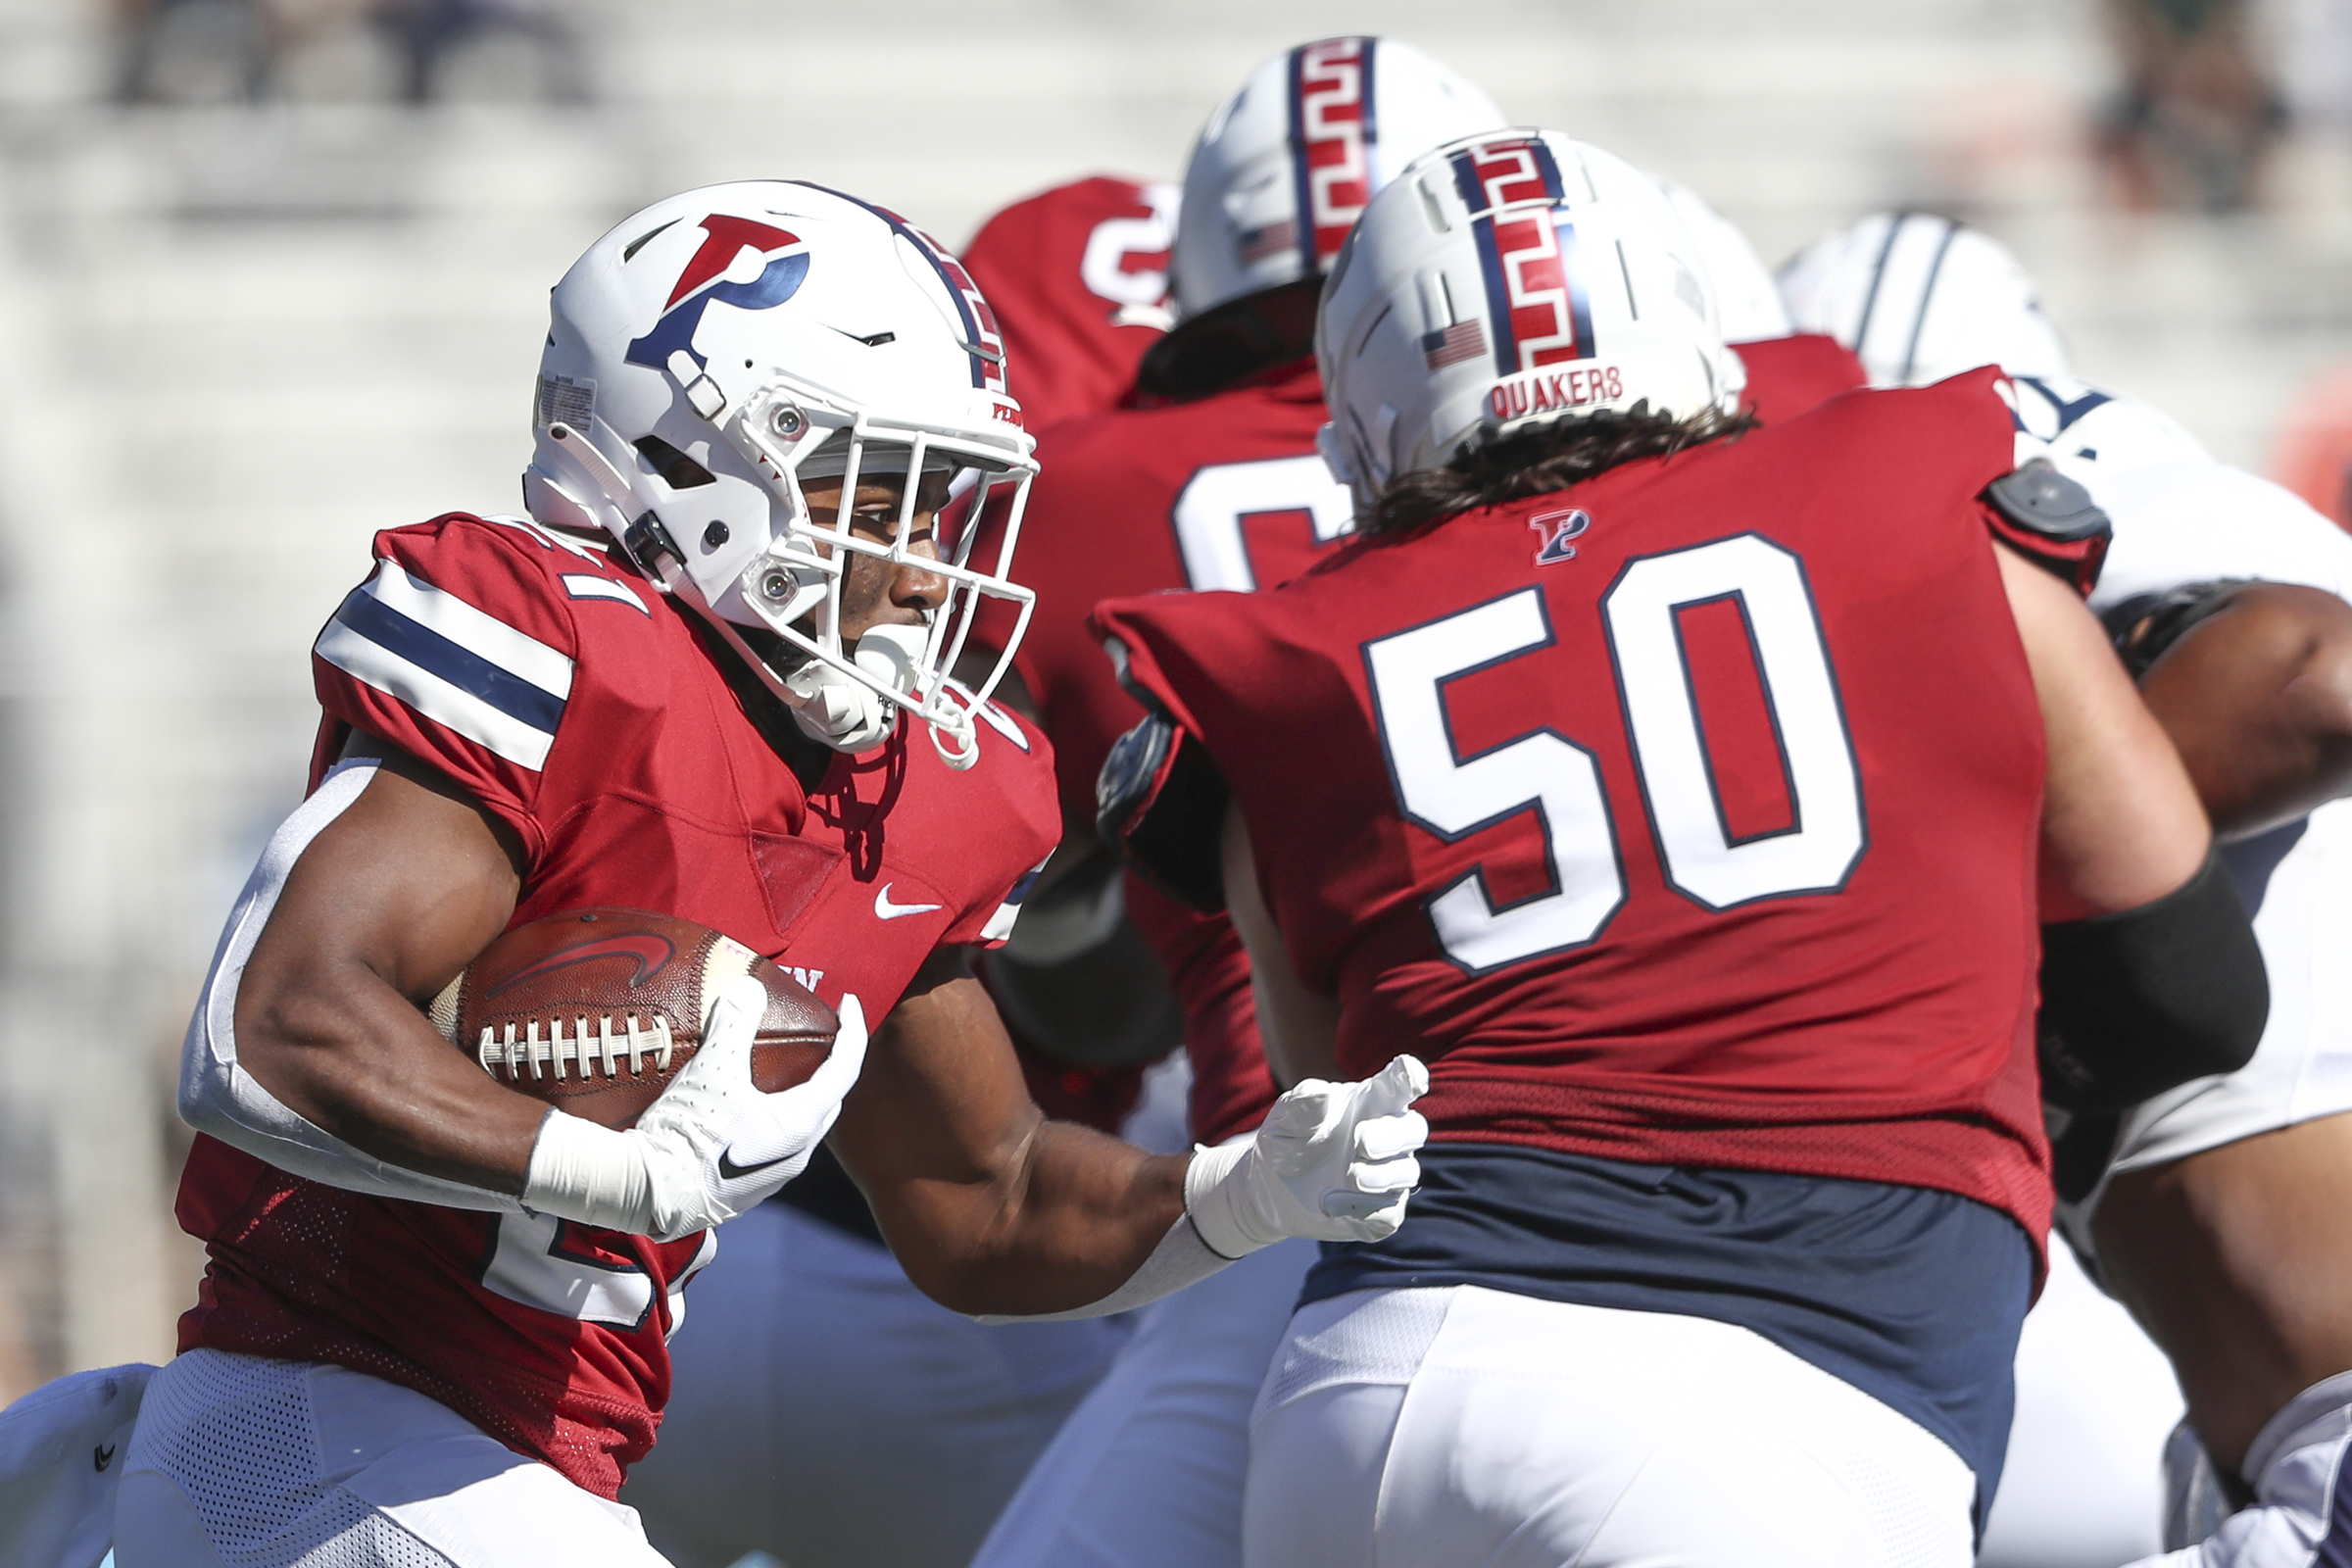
[176,758,521,1214]
[973,1216,1234,1324]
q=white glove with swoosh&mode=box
[1183,1054,1431,1259]
[523,976,869,1242]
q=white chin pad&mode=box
[854,622,929,695]
[786,663,894,752]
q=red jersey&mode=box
[974,358,1352,1144]
[978,339,1873,1148]
[175,514,1056,1498]
[1097,372,2059,1241]
[961,176,1177,432]
[1737,333,1869,424]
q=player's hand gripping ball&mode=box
[430,908,837,1129]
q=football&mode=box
[428,908,837,1129]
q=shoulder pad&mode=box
[1096,711,1229,913]
[1985,460,2109,543]
[1982,460,2112,596]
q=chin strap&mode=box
[929,702,979,770]
[784,661,896,753]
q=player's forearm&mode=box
[880,1122,1191,1315]
[2137,585,2352,838]
[235,967,544,1193]
[1999,543,2211,919]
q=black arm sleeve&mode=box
[1096,711,1231,914]
[2037,852,2269,1114]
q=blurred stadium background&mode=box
[0,0,2342,1505]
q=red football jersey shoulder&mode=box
[1735,332,1870,425]
[1098,372,2057,1238]
[190,514,1056,1497]
[961,175,1177,431]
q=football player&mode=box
[79,181,1427,1568]
[952,39,1507,1568]
[619,173,1187,1568]
[1790,214,2352,1568]
[962,174,1181,430]
[1091,131,2268,1568]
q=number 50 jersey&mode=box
[1097,370,2062,1245]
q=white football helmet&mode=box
[1777,212,2069,387]
[2003,372,2209,482]
[1172,36,1507,318]
[523,180,1037,768]
[1657,179,1790,344]
[1316,130,1744,507]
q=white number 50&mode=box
[1365,534,1866,974]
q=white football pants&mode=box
[621,1200,1133,1568]
[2128,1372,2352,1568]
[968,1236,1316,1568]
[0,1362,150,1568]
[114,1348,670,1568]
[1977,1243,2185,1567]
[1245,1286,1978,1568]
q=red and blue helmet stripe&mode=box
[1286,37,1379,275]
[792,181,1010,400]
[1447,137,1597,378]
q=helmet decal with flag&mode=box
[522,180,1038,770]
[1315,129,1743,509]
[1173,36,1508,318]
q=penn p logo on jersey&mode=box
[1530,507,1591,564]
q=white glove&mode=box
[1184,1054,1430,1259]
[523,977,869,1242]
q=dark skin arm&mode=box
[237,471,959,1195]
[242,739,1197,1307]
[2086,584,2352,1475]
[825,946,1191,1314]
[2132,582,2352,839]
[234,733,540,1191]
[241,480,1198,1307]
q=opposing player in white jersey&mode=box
[1787,212,2352,1568]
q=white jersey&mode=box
[2024,379,2352,1204]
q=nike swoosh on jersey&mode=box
[873,884,945,920]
